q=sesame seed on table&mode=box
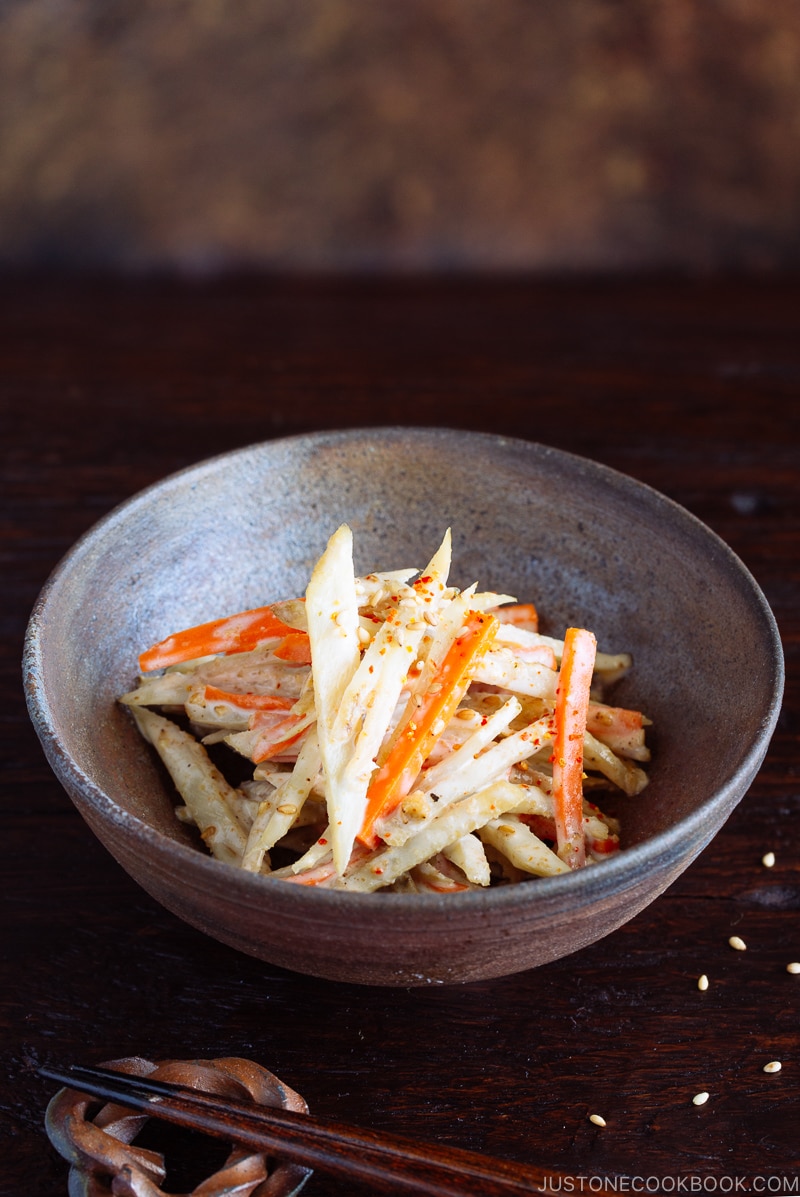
[2,276,798,1194]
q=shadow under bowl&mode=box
[23,428,784,985]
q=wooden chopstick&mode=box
[40,1062,633,1196]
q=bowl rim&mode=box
[23,426,786,916]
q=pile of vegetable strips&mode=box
[121,526,650,893]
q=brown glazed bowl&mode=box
[24,429,784,986]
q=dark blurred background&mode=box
[3,0,800,276]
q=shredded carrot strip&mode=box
[493,602,538,632]
[587,834,619,855]
[552,626,596,869]
[203,686,294,711]
[284,843,371,886]
[249,711,306,763]
[585,701,646,758]
[584,703,641,732]
[283,864,334,886]
[273,631,313,665]
[417,878,471,893]
[586,702,642,735]
[519,813,557,842]
[139,605,297,672]
[358,611,499,847]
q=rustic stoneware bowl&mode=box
[24,428,784,986]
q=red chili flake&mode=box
[418,575,432,584]
[318,837,328,845]
[481,717,488,725]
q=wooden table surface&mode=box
[2,275,798,1195]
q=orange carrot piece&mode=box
[493,602,538,632]
[519,812,557,842]
[203,686,294,711]
[552,626,596,869]
[273,631,313,665]
[139,605,298,672]
[586,701,647,759]
[283,842,371,886]
[587,833,620,856]
[248,710,306,763]
[282,863,336,886]
[358,610,499,847]
[586,702,642,735]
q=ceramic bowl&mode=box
[23,429,784,986]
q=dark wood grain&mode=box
[2,275,798,1196]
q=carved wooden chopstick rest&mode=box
[44,1055,311,1197]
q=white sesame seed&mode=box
[787,962,800,975]
[589,1114,606,1127]
[692,1092,710,1106]
[762,1061,782,1074]
[728,935,747,951]
[761,851,776,868]
[697,974,709,991]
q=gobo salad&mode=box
[121,527,650,893]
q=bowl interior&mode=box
[27,429,783,869]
